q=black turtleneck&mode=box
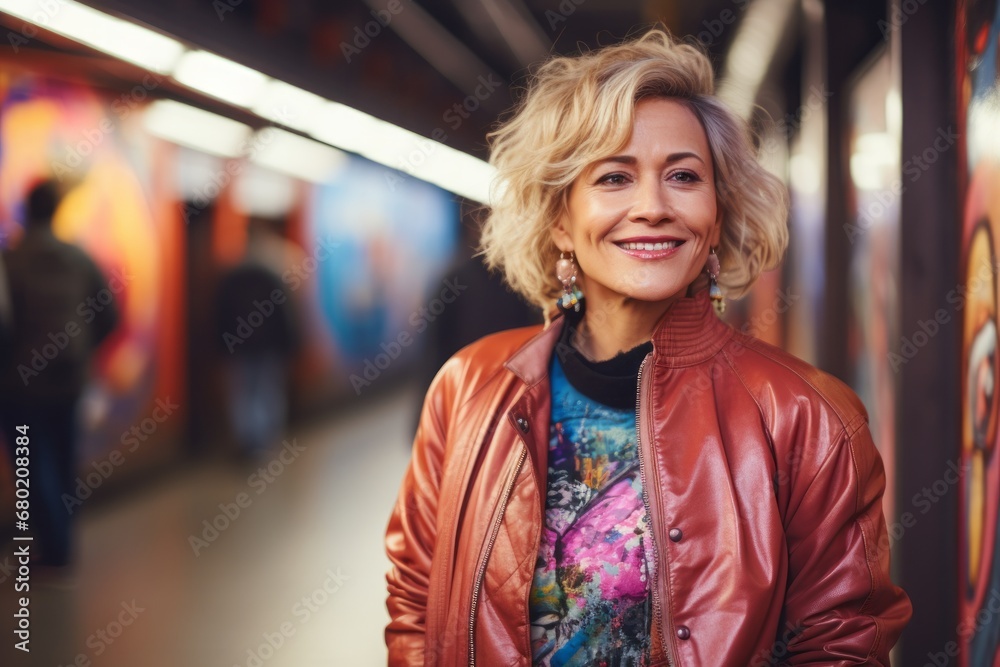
[552,309,653,411]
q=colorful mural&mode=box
[958,0,1000,662]
[0,69,185,472]
[306,155,458,376]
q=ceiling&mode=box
[64,0,757,157]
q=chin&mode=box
[617,287,688,305]
[612,273,694,303]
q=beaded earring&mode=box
[555,251,584,313]
[706,247,725,315]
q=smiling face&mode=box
[552,97,722,315]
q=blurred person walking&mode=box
[0,179,119,568]
[215,217,302,461]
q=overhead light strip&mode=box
[143,99,253,158]
[0,0,185,73]
[0,0,495,202]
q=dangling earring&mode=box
[706,247,725,315]
[555,251,584,313]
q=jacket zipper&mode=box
[468,444,528,666]
[636,356,675,667]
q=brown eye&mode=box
[597,173,628,185]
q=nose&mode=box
[628,176,673,225]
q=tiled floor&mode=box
[1,385,417,667]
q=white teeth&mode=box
[618,241,680,251]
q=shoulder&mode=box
[721,330,869,438]
[434,324,546,396]
[416,324,546,443]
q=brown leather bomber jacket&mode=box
[385,289,912,666]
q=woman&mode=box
[386,29,911,666]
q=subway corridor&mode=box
[0,385,417,667]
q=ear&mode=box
[709,207,723,248]
[550,212,574,253]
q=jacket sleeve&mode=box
[385,366,453,665]
[781,413,912,665]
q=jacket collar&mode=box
[505,288,733,385]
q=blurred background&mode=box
[0,0,981,663]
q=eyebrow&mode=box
[598,151,706,166]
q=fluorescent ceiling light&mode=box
[0,0,184,74]
[310,102,393,157]
[309,101,494,201]
[172,50,269,108]
[0,0,495,200]
[251,80,326,132]
[409,141,495,203]
[251,128,347,184]
[144,100,252,158]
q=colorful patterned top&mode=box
[529,327,656,667]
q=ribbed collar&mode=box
[505,288,733,385]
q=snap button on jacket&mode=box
[385,290,912,666]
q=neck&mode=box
[569,274,713,361]
[571,295,674,362]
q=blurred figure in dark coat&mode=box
[0,179,119,567]
[215,217,302,461]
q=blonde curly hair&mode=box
[479,28,789,319]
